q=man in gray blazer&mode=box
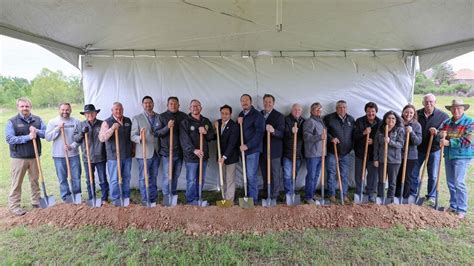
[131,96,161,205]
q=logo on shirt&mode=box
[190,126,195,131]
[124,123,131,127]
[17,124,25,128]
[204,124,209,130]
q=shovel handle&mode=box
[400,128,411,186]
[267,130,271,184]
[84,131,95,187]
[333,142,343,194]
[292,122,297,180]
[114,128,123,185]
[169,125,173,181]
[435,134,445,195]
[199,132,204,188]
[215,123,225,199]
[60,127,72,181]
[420,134,434,184]
[239,122,248,196]
[141,128,149,188]
[383,126,389,183]
[361,132,370,183]
[32,137,45,183]
[321,128,326,187]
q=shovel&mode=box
[141,128,156,208]
[315,129,328,205]
[84,128,101,208]
[395,129,411,205]
[215,123,233,207]
[286,122,301,206]
[60,127,81,204]
[354,133,370,204]
[411,134,434,205]
[163,125,178,207]
[191,132,208,207]
[333,142,345,205]
[32,136,56,208]
[238,122,254,209]
[113,128,130,207]
[432,134,445,211]
[262,130,277,207]
[376,126,389,205]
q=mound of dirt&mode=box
[0,203,460,235]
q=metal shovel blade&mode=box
[113,197,130,207]
[415,197,424,206]
[376,197,386,205]
[407,195,416,204]
[163,194,178,207]
[262,198,277,207]
[39,195,56,208]
[238,197,254,209]
[216,200,233,207]
[285,193,301,206]
[72,193,82,204]
[64,195,74,203]
[354,194,369,204]
[191,200,208,207]
[87,198,102,208]
[142,201,157,208]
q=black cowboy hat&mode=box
[80,104,101,115]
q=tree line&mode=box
[0,68,83,107]
[414,63,473,96]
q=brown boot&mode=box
[329,196,337,204]
[343,196,351,204]
[10,208,27,216]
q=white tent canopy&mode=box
[1,0,472,190]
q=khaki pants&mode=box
[222,163,237,201]
[9,158,41,210]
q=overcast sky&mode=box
[0,35,473,81]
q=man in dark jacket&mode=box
[324,100,355,203]
[412,93,449,204]
[99,102,133,204]
[155,96,188,199]
[260,94,285,200]
[352,102,381,202]
[180,99,215,204]
[237,94,265,202]
[214,105,240,201]
[73,104,109,202]
[282,103,305,196]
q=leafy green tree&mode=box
[30,68,83,107]
[0,76,31,106]
[432,63,454,85]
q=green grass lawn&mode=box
[0,96,473,264]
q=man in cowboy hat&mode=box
[439,99,473,220]
[73,104,109,202]
[412,93,449,205]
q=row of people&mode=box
[6,94,472,219]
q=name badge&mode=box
[17,124,25,128]
[124,123,131,127]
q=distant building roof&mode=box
[453,69,474,80]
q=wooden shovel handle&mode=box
[321,128,326,186]
[267,130,271,185]
[361,132,370,183]
[32,137,45,183]
[169,125,173,181]
[60,127,72,180]
[400,128,411,185]
[239,122,248,196]
[215,123,225,198]
[333,142,343,193]
[292,122,297,179]
[420,134,434,183]
[383,126,389,183]
[199,132,204,187]
[114,128,122,185]
[141,128,149,187]
[435,135,445,194]
[84,131,94,186]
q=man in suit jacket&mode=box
[260,94,285,200]
[214,105,240,201]
[131,96,161,205]
[237,94,265,202]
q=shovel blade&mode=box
[354,194,369,204]
[216,200,233,207]
[163,194,178,207]
[87,198,102,208]
[113,197,130,207]
[262,198,277,207]
[72,193,82,204]
[191,200,208,207]
[376,197,384,205]
[285,194,301,206]
[415,197,424,206]
[64,195,74,203]
[238,197,254,209]
[39,195,56,208]
[407,195,416,204]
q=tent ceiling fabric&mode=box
[1,0,473,68]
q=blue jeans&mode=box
[305,157,322,200]
[83,161,109,201]
[245,152,260,202]
[326,153,350,197]
[136,153,160,204]
[185,161,207,203]
[354,157,378,195]
[107,158,132,201]
[161,156,183,196]
[445,158,470,214]
[282,157,302,194]
[53,156,82,202]
[411,150,440,198]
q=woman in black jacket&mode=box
[373,111,405,203]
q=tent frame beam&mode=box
[416,39,474,56]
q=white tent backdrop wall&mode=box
[82,53,412,190]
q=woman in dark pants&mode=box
[373,111,405,204]
[395,104,422,201]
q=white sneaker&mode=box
[457,213,466,220]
